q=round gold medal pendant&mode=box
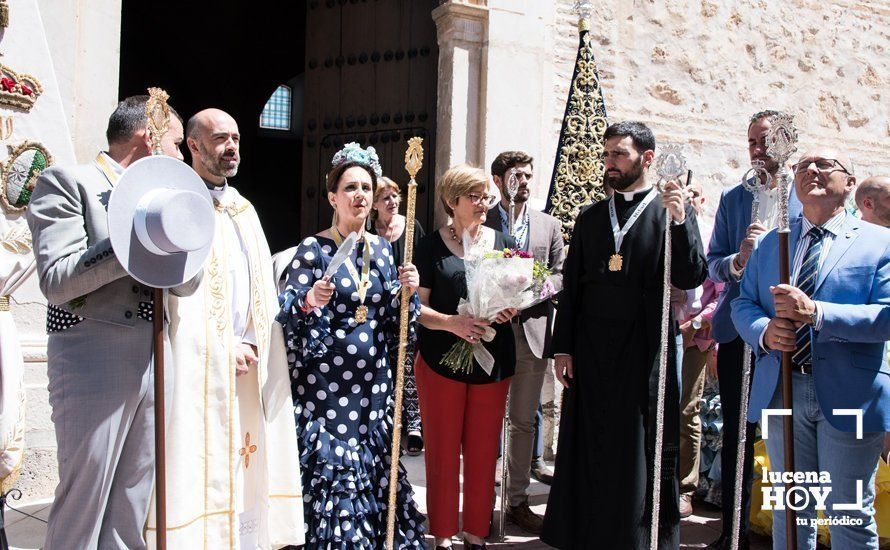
[608,253,623,272]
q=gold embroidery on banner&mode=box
[0,63,43,112]
[1,140,53,213]
[0,224,31,253]
[548,26,609,242]
[238,432,258,469]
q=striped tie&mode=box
[791,227,825,367]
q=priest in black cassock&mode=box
[541,121,708,549]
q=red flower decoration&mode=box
[1,77,15,92]
[21,84,32,96]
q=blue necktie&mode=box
[791,227,825,367]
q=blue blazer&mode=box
[731,214,890,432]
[707,182,802,343]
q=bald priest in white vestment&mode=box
[146,109,304,548]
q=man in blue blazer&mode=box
[732,147,890,549]
[706,111,803,549]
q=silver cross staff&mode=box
[729,157,772,550]
[741,159,773,223]
[505,167,520,236]
[650,144,688,550]
[766,113,799,232]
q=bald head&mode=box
[186,108,241,186]
[793,147,857,223]
[856,176,890,227]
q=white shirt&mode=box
[208,182,256,346]
[729,180,791,280]
[757,210,846,351]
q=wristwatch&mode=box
[809,307,818,326]
[692,317,702,330]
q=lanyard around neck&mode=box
[331,227,372,303]
[607,187,657,254]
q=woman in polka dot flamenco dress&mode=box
[277,143,426,548]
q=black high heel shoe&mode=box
[462,537,486,549]
[406,433,424,456]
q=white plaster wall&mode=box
[39,0,121,162]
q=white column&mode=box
[432,0,489,228]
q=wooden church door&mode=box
[302,0,439,236]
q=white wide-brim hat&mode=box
[108,155,215,288]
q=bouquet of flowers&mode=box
[441,239,553,374]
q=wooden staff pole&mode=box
[385,137,423,549]
[765,112,799,549]
[145,87,171,549]
[152,288,166,549]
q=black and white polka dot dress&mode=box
[277,234,425,549]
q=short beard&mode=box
[605,158,644,191]
[199,143,239,178]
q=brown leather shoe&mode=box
[679,492,694,518]
[505,502,543,535]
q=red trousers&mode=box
[415,355,510,538]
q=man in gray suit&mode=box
[26,96,200,549]
[485,151,565,534]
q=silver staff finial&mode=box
[765,112,798,231]
[574,0,593,20]
[766,112,798,165]
[654,144,687,192]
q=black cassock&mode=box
[541,190,707,549]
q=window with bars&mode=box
[259,85,292,130]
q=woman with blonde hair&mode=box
[414,164,518,549]
[369,176,426,454]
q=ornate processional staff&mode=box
[385,137,423,550]
[650,145,688,550]
[730,160,772,550]
[145,87,171,550]
[766,112,800,550]
[496,167,521,542]
[545,0,609,243]
[506,168,520,235]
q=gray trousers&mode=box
[44,319,161,550]
[678,345,709,495]
[506,323,549,507]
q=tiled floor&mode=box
[4,454,769,549]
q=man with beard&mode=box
[146,108,305,548]
[705,110,802,549]
[856,176,890,227]
[483,151,565,534]
[542,121,708,549]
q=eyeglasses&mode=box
[464,192,495,205]
[791,158,851,175]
